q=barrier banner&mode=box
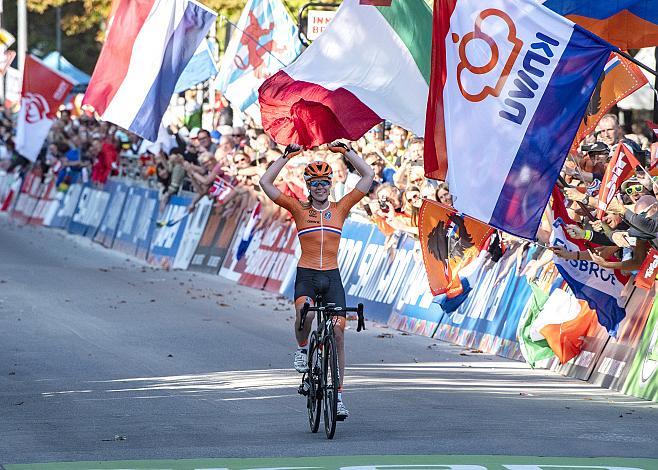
[623,292,658,402]
[237,222,290,290]
[344,226,417,324]
[147,195,193,269]
[46,183,83,228]
[133,188,159,260]
[433,244,526,356]
[172,196,213,270]
[590,284,656,391]
[94,181,129,247]
[219,211,253,282]
[113,186,145,255]
[190,202,246,274]
[68,185,112,238]
[0,172,21,212]
[11,173,42,223]
[28,178,58,226]
[262,223,299,293]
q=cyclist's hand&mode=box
[328,141,350,155]
[284,143,303,159]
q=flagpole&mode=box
[616,49,658,78]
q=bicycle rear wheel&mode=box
[307,332,321,433]
[322,334,339,439]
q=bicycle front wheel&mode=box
[322,334,339,439]
[307,332,321,433]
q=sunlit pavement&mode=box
[1,218,657,466]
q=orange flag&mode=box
[418,199,493,297]
[540,301,598,365]
[573,53,648,151]
[596,142,642,218]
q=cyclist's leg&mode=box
[294,268,317,347]
[324,269,347,389]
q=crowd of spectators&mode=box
[2,99,658,277]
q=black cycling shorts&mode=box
[294,267,346,312]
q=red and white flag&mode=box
[596,142,641,218]
[15,56,73,161]
[646,120,658,140]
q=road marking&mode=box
[3,455,657,470]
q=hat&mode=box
[189,127,200,139]
[583,141,609,154]
[210,130,221,143]
[621,177,642,192]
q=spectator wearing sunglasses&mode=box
[621,177,650,204]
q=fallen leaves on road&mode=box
[102,435,127,442]
[377,333,394,339]
[99,268,109,272]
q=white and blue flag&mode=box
[216,0,302,119]
[425,0,614,240]
[175,40,218,94]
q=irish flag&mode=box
[258,0,431,147]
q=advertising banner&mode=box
[68,186,112,238]
[172,196,213,271]
[554,319,609,382]
[219,211,253,282]
[11,173,42,224]
[238,222,290,290]
[623,293,658,402]
[94,181,129,248]
[113,186,144,255]
[262,223,299,293]
[190,202,246,274]
[133,188,160,260]
[147,195,193,269]
[589,283,655,390]
[28,178,58,226]
[46,183,83,229]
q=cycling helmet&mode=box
[304,161,333,182]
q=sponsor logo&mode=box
[324,210,332,220]
[309,209,317,217]
[455,9,522,103]
[23,92,50,123]
[453,8,561,126]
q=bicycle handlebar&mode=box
[298,303,366,332]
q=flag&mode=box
[0,50,16,76]
[573,54,648,150]
[636,248,658,290]
[529,287,598,364]
[174,40,218,94]
[83,0,216,141]
[15,56,74,162]
[517,281,555,367]
[424,0,613,240]
[237,201,262,260]
[216,0,302,120]
[647,120,658,139]
[596,142,641,218]
[542,0,658,49]
[418,199,493,299]
[258,0,432,147]
[551,187,629,335]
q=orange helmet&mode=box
[304,161,333,183]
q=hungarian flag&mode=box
[424,0,612,240]
[258,0,431,146]
[15,56,74,161]
[572,54,648,151]
[596,143,641,218]
[543,1,658,49]
[418,199,493,302]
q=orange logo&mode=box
[455,9,523,103]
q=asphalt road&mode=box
[1,215,657,466]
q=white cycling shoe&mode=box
[294,349,308,373]
[336,400,349,420]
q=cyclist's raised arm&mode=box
[259,143,303,201]
[328,141,375,194]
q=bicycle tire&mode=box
[307,332,321,433]
[322,334,339,439]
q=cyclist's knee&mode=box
[294,296,314,313]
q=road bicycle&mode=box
[297,295,365,439]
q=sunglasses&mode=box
[234,157,250,164]
[308,180,331,188]
[625,184,645,195]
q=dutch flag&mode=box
[83,0,216,141]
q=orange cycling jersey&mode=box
[274,189,365,270]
